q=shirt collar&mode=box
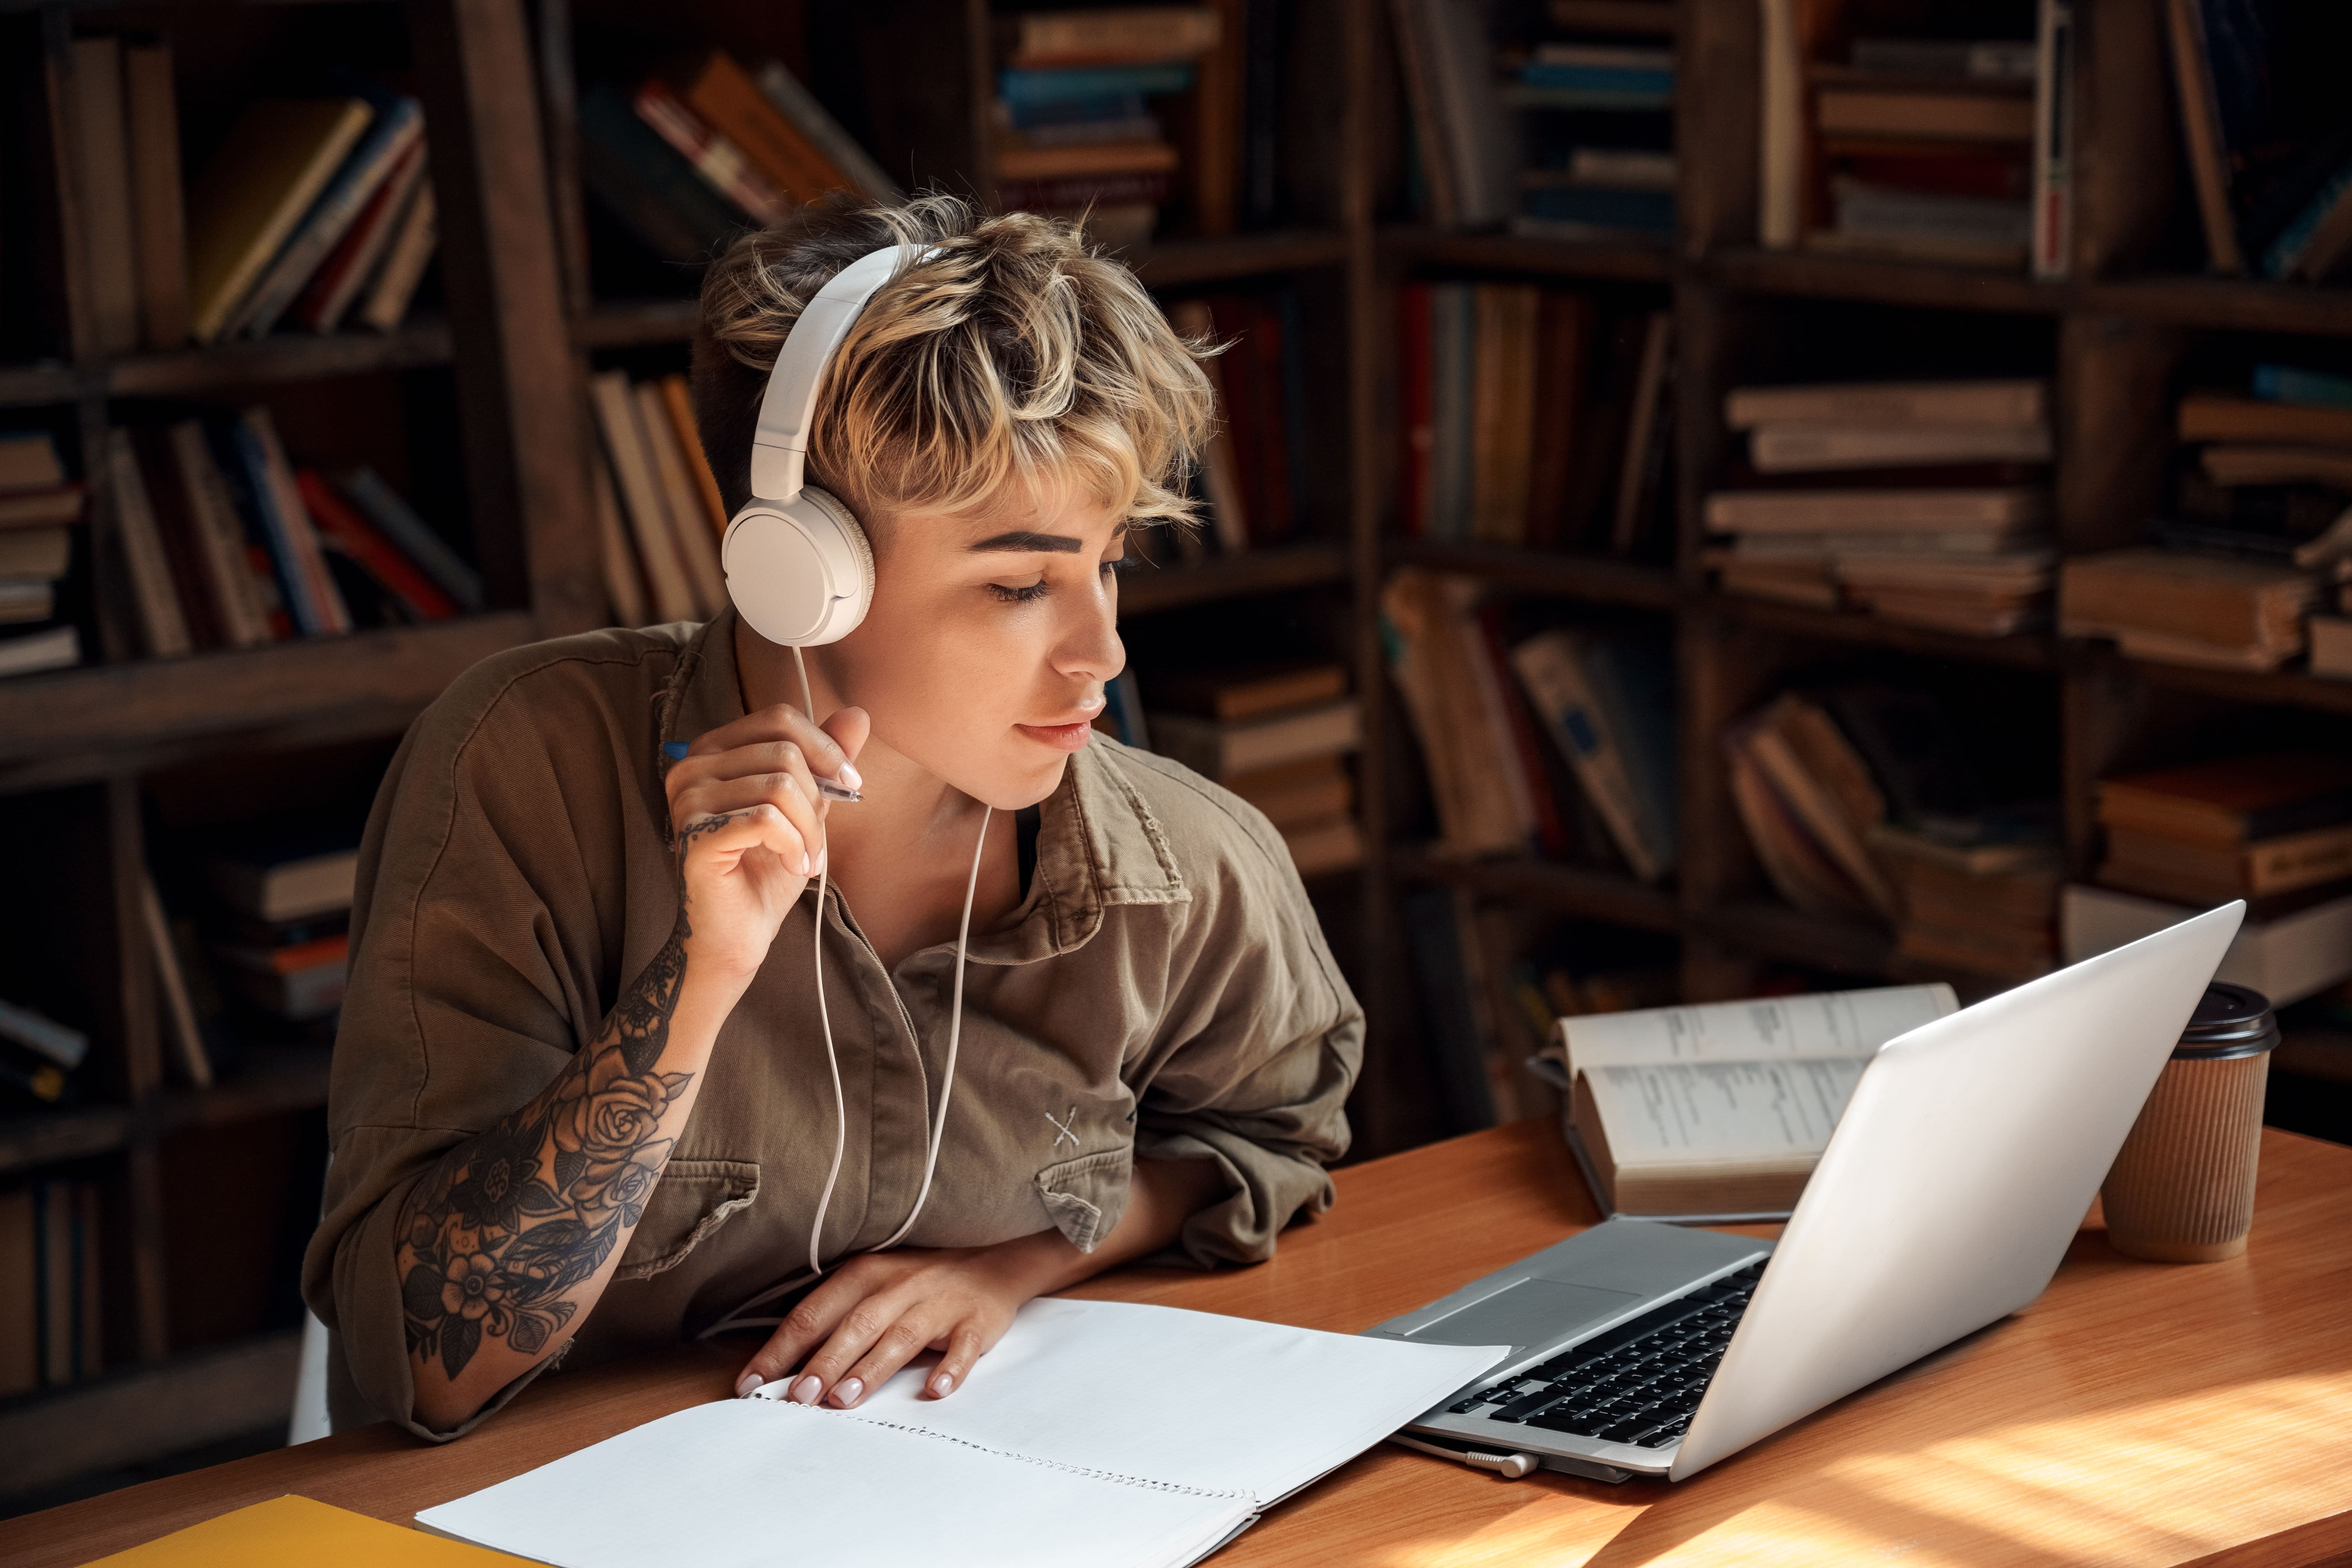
[655,612,1187,964]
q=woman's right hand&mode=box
[664,702,871,987]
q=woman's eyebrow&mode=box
[966,521,1129,554]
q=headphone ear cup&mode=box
[720,486,874,646]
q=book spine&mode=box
[238,410,351,636]
[590,373,697,623]
[2029,0,2076,279]
[106,430,193,657]
[590,454,650,628]
[633,80,792,227]
[296,139,427,334]
[633,381,726,614]
[336,467,484,613]
[167,422,275,646]
[69,38,141,356]
[1397,285,1432,539]
[1512,633,1664,880]
[296,469,455,619]
[358,185,437,333]
[2164,0,2244,274]
[575,83,738,263]
[123,40,189,349]
[751,60,901,203]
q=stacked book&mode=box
[1871,822,2060,979]
[105,414,481,658]
[1704,378,2055,634]
[1504,18,1676,243]
[185,79,437,344]
[2059,548,2316,670]
[0,1176,103,1394]
[2069,753,2352,1007]
[1145,662,1363,877]
[0,432,88,679]
[587,370,735,627]
[2164,0,2352,281]
[201,821,364,1025]
[1759,9,2071,275]
[1166,295,1307,555]
[1396,284,1671,556]
[1381,568,1677,884]
[994,8,1226,247]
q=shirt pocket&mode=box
[1033,1145,1133,1254]
[615,1158,760,1282]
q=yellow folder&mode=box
[81,1495,534,1566]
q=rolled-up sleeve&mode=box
[1129,783,1364,1267]
[300,647,647,1441]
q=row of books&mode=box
[1396,283,1671,555]
[579,51,896,270]
[1757,3,2073,276]
[106,414,481,665]
[2067,751,2352,1009]
[1722,685,2060,979]
[588,370,732,628]
[1702,377,2055,637]
[1121,661,1364,877]
[0,1178,103,1395]
[2165,0,2352,283]
[1391,0,1677,240]
[0,432,90,676]
[64,34,437,350]
[1171,293,1307,555]
[1381,568,1677,881]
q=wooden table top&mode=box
[7,1117,2350,1568]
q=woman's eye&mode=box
[987,579,1051,603]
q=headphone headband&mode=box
[748,241,940,503]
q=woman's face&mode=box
[825,484,1129,810]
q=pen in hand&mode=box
[661,740,863,802]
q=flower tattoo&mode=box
[396,923,692,1383]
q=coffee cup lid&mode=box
[2173,982,2280,1060]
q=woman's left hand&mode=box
[733,1237,1065,1408]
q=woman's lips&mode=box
[1015,720,1095,752]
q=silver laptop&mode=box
[1367,900,2245,1483]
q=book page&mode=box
[416,1398,1251,1568]
[794,1298,1507,1507]
[1584,1057,1868,1167]
[1559,983,1956,1079]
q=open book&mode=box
[417,1298,1504,1568]
[1532,984,1958,1222]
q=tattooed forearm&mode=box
[396,922,695,1384]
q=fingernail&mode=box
[735,1372,764,1398]
[790,1376,821,1405]
[929,1371,955,1397]
[838,762,862,789]
[814,846,828,874]
[799,850,813,875]
[661,741,689,760]
[829,1377,863,1408]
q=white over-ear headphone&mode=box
[722,241,940,646]
[697,238,993,1335]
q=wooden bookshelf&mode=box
[1354,0,2352,1155]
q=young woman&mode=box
[302,196,1364,1439]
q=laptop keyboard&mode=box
[1442,1260,1766,1450]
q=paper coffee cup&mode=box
[2102,982,2278,1264]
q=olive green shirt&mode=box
[300,612,1363,1441]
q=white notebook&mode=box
[417,1298,1506,1568]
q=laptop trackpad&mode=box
[1408,1279,1639,1348]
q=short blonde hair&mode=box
[691,195,1214,531]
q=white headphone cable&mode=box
[793,644,849,1280]
[875,797,989,1252]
